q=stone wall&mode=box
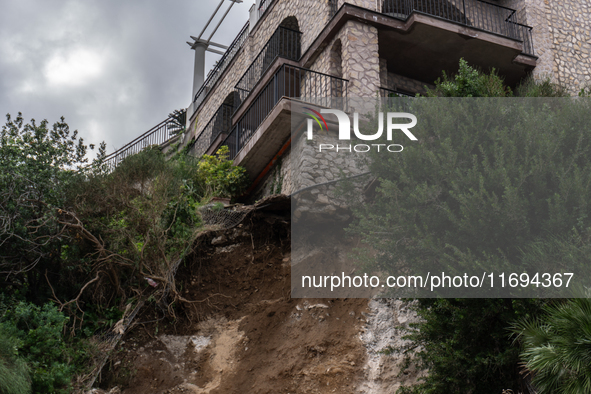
[189,0,336,142]
[338,0,379,12]
[543,0,590,92]
[251,148,293,200]
[499,0,590,93]
[188,0,591,204]
[189,46,250,147]
[341,21,381,97]
[290,126,368,222]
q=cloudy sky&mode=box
[0,0,254,156]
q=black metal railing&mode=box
[381,0,534,55]
[329,0,339,18]
[509,21,534,56]
[223,64,348,159]
[193,21,250,105]
[97,117,183,172]
[235,26,302,103]
[379,87,417,97]
[192,103,234,157]
[258,0,274,19]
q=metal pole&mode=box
[207,1,238,43]
[463,0,467,25]
[197,0,225,40]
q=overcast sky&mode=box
[0,0,254,156]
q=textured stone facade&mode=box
[189,0,390,146]
[185,0,590,200]
[189,0,336,142]
[499,0,590,92]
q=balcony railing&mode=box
[193,21,250,106]
[329,0,339,18]
[382,0,534,55]
[96,117,183,172]
[222,64,348,160]
[258,0,274,19]
[192,103,234,157]
[379,87,417,97]
[235,26,302,103]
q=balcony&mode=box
[192,22,250,109]
[381,0,533,55]
[192,103,234,157]
[190,24,303,163]
[222,64,348,176]
[236,26,302,102]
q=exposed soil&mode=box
[93,199,422,393]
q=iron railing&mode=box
[236,26,302,103]
[258,0,274,19]
[329,0,339,18]
[379,87,417,97]
[192,103,234,157]
[193,21,250,106]
[97,117,183,172]
[381,0,534,55]
[223,64,348,159]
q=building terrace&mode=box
[181,0,536,190]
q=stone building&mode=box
[182,0,590,198]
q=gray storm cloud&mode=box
[0,0,253,156]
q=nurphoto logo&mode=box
[304,108,418,153]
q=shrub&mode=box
[0,302,75,393]
[0,327,31,394]
[196,146,250,199]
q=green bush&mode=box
[0,302,75,393]
[196,146,250,199]
[427,58,512,97]
[347,60,579,393]
[0,327,31,394]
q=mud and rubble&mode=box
[91,197,422,393]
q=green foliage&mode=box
[0,301,87,393]
[196,146,249,198]
[167,108,187,136]
[427,58,512,97]
[0,327,31,394]
[516,76,568,97]
[346,60,591,393]
[353,98,591,281]
[0,111,249,390]
[68,147,203,305]
[0,113,98,279]
[66,144,248,313]
[511,297,591,394]
[398,299,544,394]
[427,59,567,98]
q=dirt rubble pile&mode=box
[91,197,422,393]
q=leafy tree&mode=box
[0,113,97,293]
[511,297,591,394]
[62,145,248,317]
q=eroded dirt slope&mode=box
[94,202,421,394]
